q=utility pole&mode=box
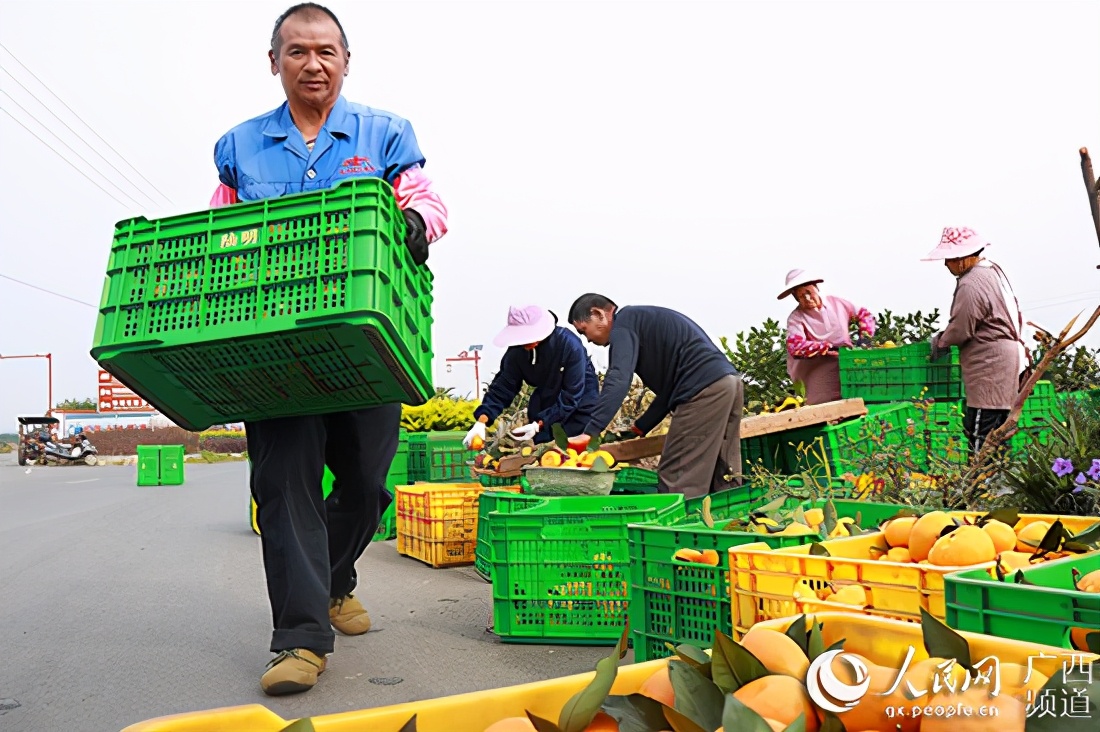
[0,352,52,415]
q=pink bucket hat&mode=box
[777,268,824,300]
[492,305,557,348]
[922,226,991,261]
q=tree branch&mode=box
[1080,147,1100,252]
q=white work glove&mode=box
[463,421,487,449]
[510,422,540,441]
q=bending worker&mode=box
[567,294,744,499]
[464,305,600,447]
[779,268,876,405]
[209,3,448,696]
[925,226,1030,454]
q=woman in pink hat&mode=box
[463,305,600,448]
[780,269,876,405]
[924,227,1030,454]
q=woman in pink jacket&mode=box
[780,269,876,405]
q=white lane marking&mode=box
[65,479,100,484]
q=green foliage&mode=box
[1032,343,1100,393]
[401,394,480,432]
[55,397,97,410]
[719,318,791,414]
[866,309,941,346]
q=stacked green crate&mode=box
[839,342,963,403]
[474,492,545,581]
[136,444,186,487]
[407,431,475,483]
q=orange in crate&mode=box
[396,483,521,568]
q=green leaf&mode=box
[809,543,831,557]
[601,694,671,732]
[661,706,707,732]
[1023,660,1100,731]
[784,614,810,657]
[1065,541,1093,554]
[526,711,564,732]
[589,433,603,451]
[277,720,318,732]
[1034,520,1067,558]
[720,694,781,732]
[397,715,418,732]
[557,627,629,732]
[823,638,847,654]
[822,499,838,537]
[716,630,770,688]
[886,508,920,521]
[807,620,826,662]
[1070,522,1100,546]
[701,496,715,528]
[1087,632,1100,655]
[791,505,809,526]
[920,607,972,672]
[1013,571,1036,585]
[709,632,739,695]
[590,455,611,473]
[937,524,957,540]
[671,643,712,668]
[782,713,809,732]
[552,423,569,450]
[979,508,1019,527]
[668,660,725,731]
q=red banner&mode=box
[97,370,153,412]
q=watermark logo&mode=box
[806,650,871,713]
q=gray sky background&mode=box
[1,0,1098,433]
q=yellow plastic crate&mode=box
[754,611,1097,681]
[121,657,671,731]
[731,512,1100,636]
[395,482,521,568]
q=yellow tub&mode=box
[121,658,670,731]
[730,512,1100,637]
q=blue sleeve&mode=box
[534,337,590,431]
[213,133,238,189]
[474,350,523,424]
[583,328,639,437]
[382,117,427,184]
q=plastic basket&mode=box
[489,493,687,644]
[407,431,474,483]
[946,546,1100,650]
[91,178,433,432]
[730,512,1100,637]
[611,465,660,494]
[474,491,543,581]
[838,341,963,403]
[396,482,521,568]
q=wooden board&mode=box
[601,398,868,462]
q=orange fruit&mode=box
[540,451,563,467]
[899,657,968,699]
[981,520,1017,554]
[732,675,819,731]
[698,549,720,566]
[1015,521,1050,553]
[884,516,918,548]
[996,551,1035,576]
[583,712,620,731]
[997,662,1049,702]
[918,685,1026,731]
[673,548,704,563]
[908,511,955,562]
[638,665,675,707]
[886,547,912,563]
[484,717,537,731]
[826,654,920,732]
[1076,569,1100,592]
[927,525,997,567]
[738,626,811,679]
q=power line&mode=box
[0,104,134,210]
[0,272,97,308]
[0,64,164,209]
[0,89,146,210]
[0,41,175,207]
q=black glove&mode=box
[402,208,429,266]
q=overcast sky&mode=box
[1,0,1098,433]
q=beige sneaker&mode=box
[260,649,327,696]
[329,593,372,635]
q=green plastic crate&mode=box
[90,178,434,432]
[489,493,687,645]
[945,551,1100,650]
[839,342,963,403]
[627,493,902,661]
[611,466,660,494]
[474,492,545,581]
[741,434,786,475]
[136,445,161,487]
[407,431,475,483]
[159,444,186,485]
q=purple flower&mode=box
[1074,486,1085,494]
[1053,458,1075,477]
[1089,459,1100,481]
[1077,473,1088,485]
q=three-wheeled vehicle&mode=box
[17,416,99,466]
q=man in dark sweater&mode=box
[568,294,745,499]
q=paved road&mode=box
[0,461,616,731]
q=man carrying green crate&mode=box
[568,294,744,500]
[208,3,448,696]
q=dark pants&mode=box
[246,403,401,654]
[963,406,1010,456]
[657,374,745,500]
